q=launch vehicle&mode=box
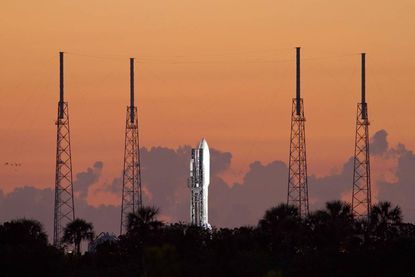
[188,138,211,229]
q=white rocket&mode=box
[188,138,211,229]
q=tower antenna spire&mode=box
[130,58,134,123]
[53,52,75,247]
[361,53,367,119]
[59,52,64,119]
[287,47,309,217]
[296,47,301,115]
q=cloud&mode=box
[377,143,415,222]
[0,162,118,241]
[140,145,233,223]
[102,175,122,196]
[210,160,287,227]
[309,157,354,210]
[2,129,415,239]
[0,186,54,236]
[74,161,103,200]
[0,147,235,242]
[370,129,389,155]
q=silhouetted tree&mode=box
[62,218,94,255]
[258,203,300,232]
[126,206,163,243]
[0,219,62,276]
[128,206,162,231]
[0,218,47,247]
[258,204,305,257]
[308,201,355,252]
[370,201,402,242]
[3,200,415,276]
[122,206,164,275]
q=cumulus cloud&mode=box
[370,129,389,156]
[0,186,54,235]
[74,161,103,200]
[103,175,122,196]
[139,145,233,223]
[210,160,287,227]
[0,161,118,241]
[309,157,354,210]
[377,143,415,222]
[2,129,415,240]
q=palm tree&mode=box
[124,207,164,276]
[258,204,303,255]
[258,203,300,231]
[127,206,164,235]
[62,218,94,255]
[123,206,164,253]
[325,201,353,220]
[370,201,402,242]
[308,201,355,252]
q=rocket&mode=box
[188,138,211,229]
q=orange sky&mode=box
[1,0,415,197]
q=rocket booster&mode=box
[188,138,211,229]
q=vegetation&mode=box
[1,201,415,276]
[62,218,95,255]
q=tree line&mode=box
[1,200,415,276]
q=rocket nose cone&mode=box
[199,138,209,149]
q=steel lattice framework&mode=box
[120,58,142,235]
[287,98,309,217]
[287,47,309,218]
[352,53,371,218]
[53,52,75,247]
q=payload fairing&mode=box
[188,138,211,229]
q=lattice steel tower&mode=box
[53,52,75,247]
[120,58,143,235]
[287,47,309,217]
[352,53,371,218]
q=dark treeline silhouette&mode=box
[1,201,415,276]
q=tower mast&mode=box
[53,52,75,247]
[287,47,309,217]
[120,58,143,235]
[352,53,372,218]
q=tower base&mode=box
[287,98,309,217]
[352,103,371,218]
[120,106,142,235]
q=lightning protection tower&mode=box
[352,53,372,219]
[53,52,75,247]
[287,47,309,217]
[120,58,143,235]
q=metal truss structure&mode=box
[352,53,371,219]
[287,98,309,217]
[287,47,309,218]
[120,58,142,235]
[53,52,75,247]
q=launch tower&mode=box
[120,58,143,235]
[287,47,309,217]
[53,52,75,247]
[352,53,372,219]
